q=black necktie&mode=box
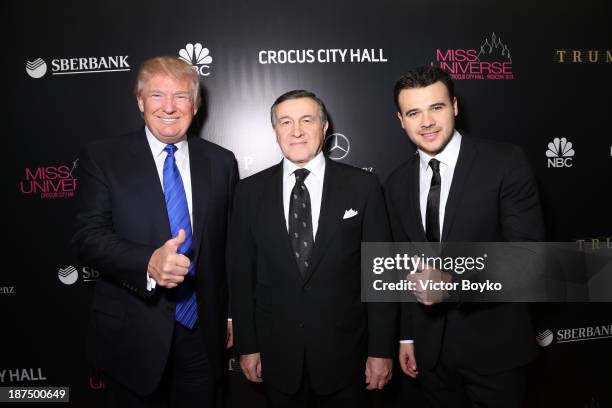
[289,169,314,278]
[425,159,441,243]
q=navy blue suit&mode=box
[73,129,237,396]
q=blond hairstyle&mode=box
[134,56,201,108]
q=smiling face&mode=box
[273,97,328,167]
[396,81,458,156]
[137,74,197,144]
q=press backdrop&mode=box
[5,0,612,406]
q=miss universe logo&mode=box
[433,32,515,80]
[19,159,78,199]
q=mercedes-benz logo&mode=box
[324,133,350,160]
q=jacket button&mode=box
[298,321,304,328]
[304,284,311,291]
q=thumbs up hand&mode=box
[147,229,191,288]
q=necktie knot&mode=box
[429,158,440,174]
[164,144,178,157]
[294,168,310,184]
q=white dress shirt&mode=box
[144,127,194,290]
[418,130,461,239]
[400,130,461,344]
[282,151,325,241]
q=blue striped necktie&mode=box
[163,144,197,329]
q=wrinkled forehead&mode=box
[275,97,322,118]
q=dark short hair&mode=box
[270,90,328,127]
[393,66,455,112]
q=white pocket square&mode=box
[343,209,358,219]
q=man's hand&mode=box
[240,353,263,383]
[365,357,392,390]
[398,343,418,378]
[407,257,452,305]
[147,229,190,288]
[226,320,234,349]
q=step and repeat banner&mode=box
[6,0,611,406]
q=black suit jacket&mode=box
[229,158,397,394]
[385,134,545,374]
[73,129,237,395]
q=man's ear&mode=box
[396,112,405,129]
[137,95,145,113]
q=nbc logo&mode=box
[536,329,554,347]
[546,137,575,168]
[26,58,47,78]
[179,43,212,76]
[58,265,78,285]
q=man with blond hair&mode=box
[73,56,237,407]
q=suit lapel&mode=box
[304,158,345,282]
[126,130,171,243]
[187,137,211,261]
[442,135,477,241]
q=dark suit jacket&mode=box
[385,134,545,374]
[72,129,238,395]
[229,158,397,395]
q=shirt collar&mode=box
[283,151,326,182]
[418,130,462,172]
[145,126,188,158]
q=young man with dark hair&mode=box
[386,66,544,408]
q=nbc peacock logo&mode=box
[178,43,213,76]
[546,137,575,168]
[26,58,47,78]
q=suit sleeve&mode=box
[228,181,259,355]
[384,182,413,341]
[363,175,397,358]
[225,156,239,320]
[475,146,547,299]
[72,145,156,297]
[499,146,545,241]
[450,145,546,300]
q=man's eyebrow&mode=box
[430,102,447,107]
